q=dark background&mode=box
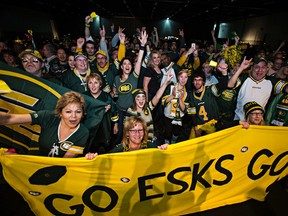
[1,0,287,49]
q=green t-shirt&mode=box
[109,141,157,153]
[30,110,89,157]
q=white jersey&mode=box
[205,75,219,87]
[234,77,273,120]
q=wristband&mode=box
[140,46,145,51]
[75,48,82,53]
[85,24,90,28]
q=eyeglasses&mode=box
[129,129,144,134]
[249,112,263,117]
[21,57,40,63]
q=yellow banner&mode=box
[1,125,288,215]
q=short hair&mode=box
[192,71,206,83]
[85,40,96,49]
[44,43,56,55]
[55,92,86,118]
[86,73,103,87]
[177,69,189,78]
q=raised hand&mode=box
[85,15,92,24]
[77,38,85,49]
[138,30,148,46]
[100,25,106,39]
[240,56,253,70]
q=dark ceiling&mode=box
[6,0,284,24]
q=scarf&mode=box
[96,62,109,73]
[170,83,186,126]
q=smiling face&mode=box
[202,63,213,77]
[87,77,101,95]
[128,123,144,146]
[247,110,264,125]
[121,59,132,75]
[75,56,88,73]
[57,49,67,62]
[135,94,146,110]
[251,61,268,81]
[178,71,188,86]
[60,102,83,129]
[68,55,75,69]
[193,76,204,91]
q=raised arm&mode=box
[118,30,126,62]
[178,29,186,51]
[134,30,148,76]
[228,56,252,88]
[75,37,85,54]
[85,15,93,41]
[177,46,195,67]
[111,26,125,48]
[99,25,109,62]
[151,72,173,106]
[234,35,240,47]
[152,27,159,48]
[272,40,286,58]
[211,29,217,49]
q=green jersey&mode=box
[265,93,288,126]
[30,110,89,157]
[190,85,220,125]
[114,71,139,110]
[109,141,157,153]
[62,69,91,93]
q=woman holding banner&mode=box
[216,101,265,130]
[85,116,168,159]
[0,91,89,158]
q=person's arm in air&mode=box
[99,25,110,62]
[85,15,94,42]
[228,56,252,88]
[135,30,148,76]
[151,72,173,106]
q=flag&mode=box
[0,125,288,215]
[0,62,107,154]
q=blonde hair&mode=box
[122,116,148,151]
[177,69,189,78]
[147,50,161,68]
[247,118,266,126]
[86,73,103,86]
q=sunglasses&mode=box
[21,57,40,63]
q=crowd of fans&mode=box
[1,14,288,155]
[1,15,288,216]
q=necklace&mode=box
[73,68,91,91]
